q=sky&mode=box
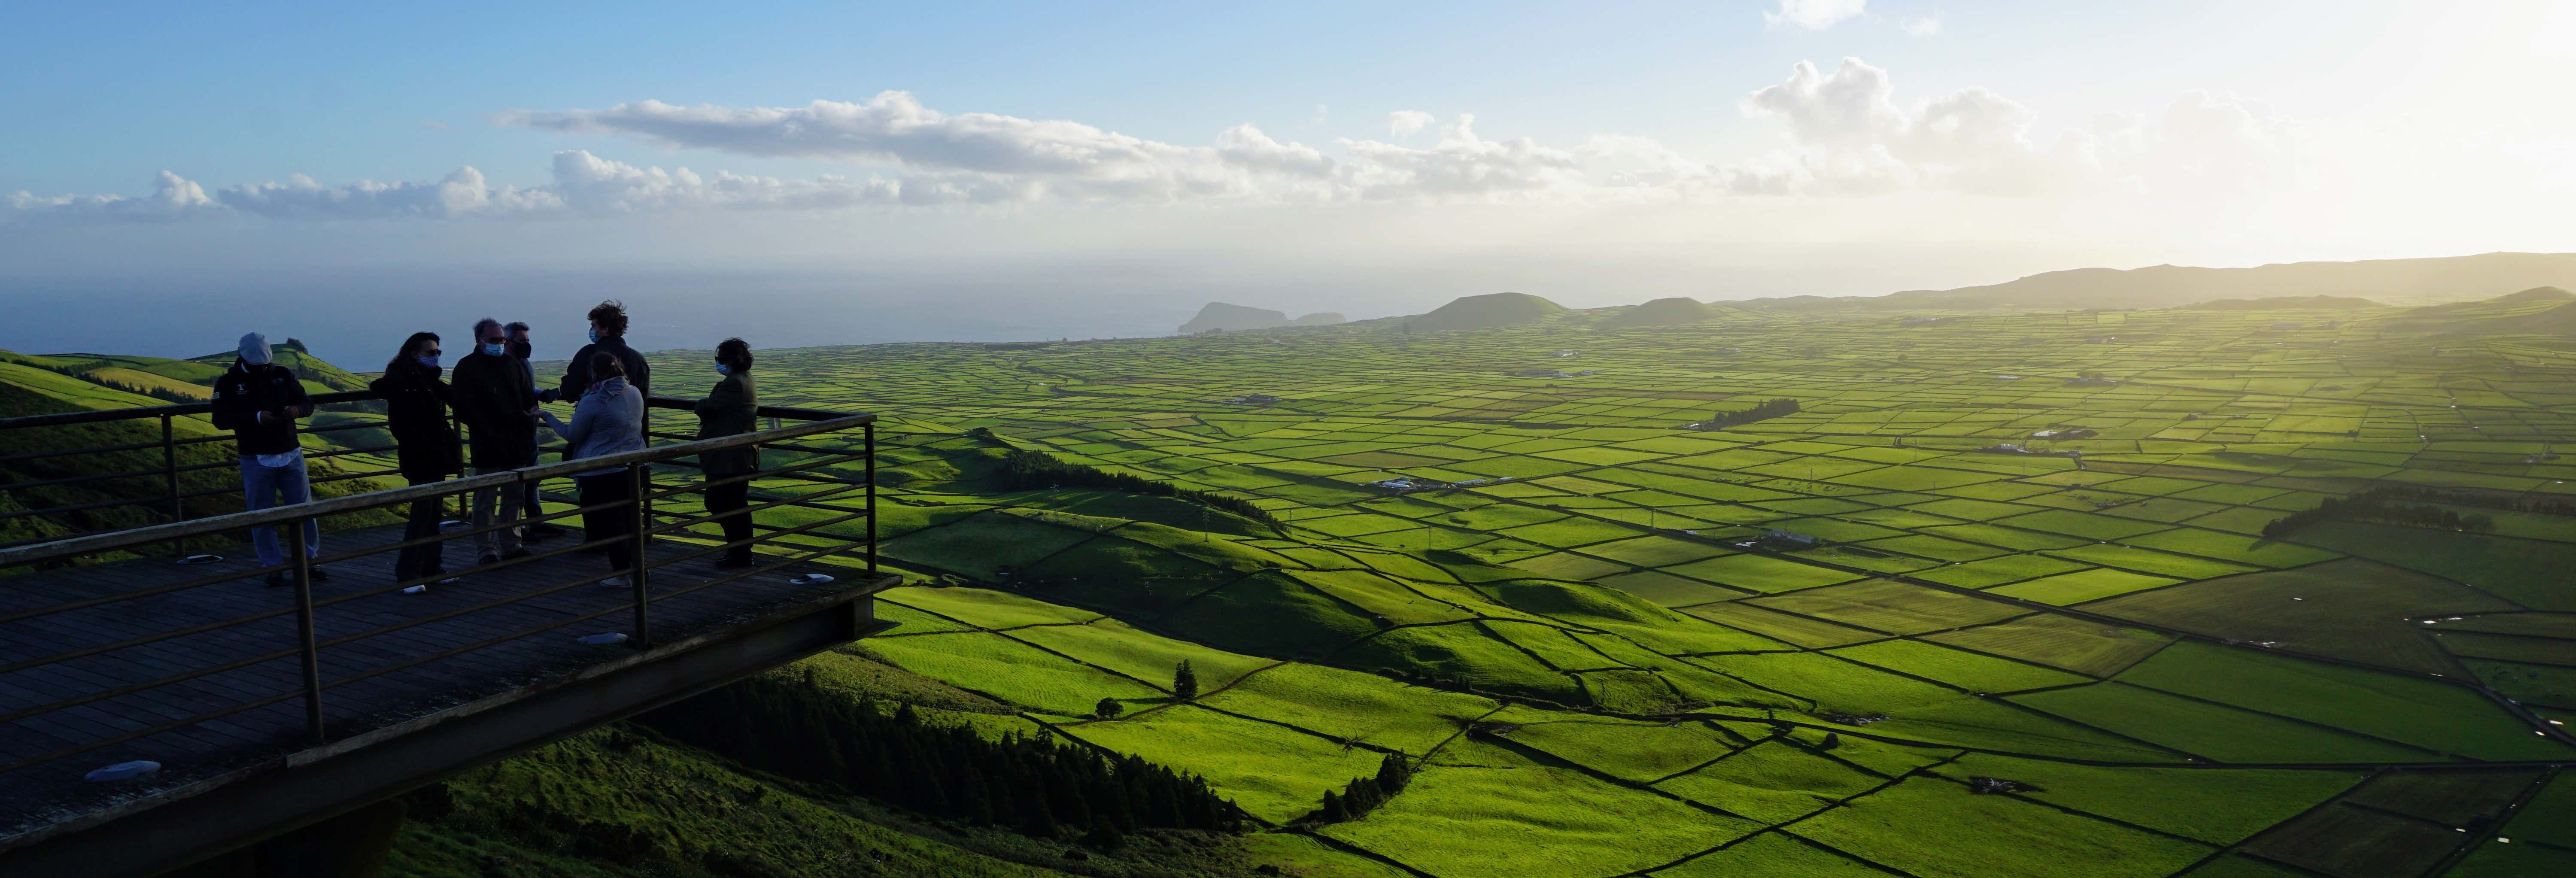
[4,0,2573,362]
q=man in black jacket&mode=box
[451,318,538,564]
[504,321,565,540]
[561,300,650,401]
[210,332,328,587]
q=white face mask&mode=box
[483,342,506,357]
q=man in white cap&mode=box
[210,332,328,586]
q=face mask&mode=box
[715,363,731,376]
[416,354,440,369]
[507,341,532,359]
[483,342,506,357]
[588,328,600,343]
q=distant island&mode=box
[1180,303,1345,334]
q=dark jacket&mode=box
[368,364,462,482]
[450,351,538,468]
[210,359,310,456]
[693,370,759,476]
[562,334,650,401]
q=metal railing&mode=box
[0,392,877,779]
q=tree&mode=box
[1172,660,1198,701]
[1094,697,1124,720]
[1374,752,1411,793]
[1318,791,1349,823]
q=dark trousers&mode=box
[522,479,543,519]
[395,474,447,581]
[577,473,636,574]
[707,481,752,562]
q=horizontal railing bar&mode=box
[646,507,869,570]
[0,634,304,727]
[0,591,298,677]
[310,541,640,647]
[0,466,171,492]
[0,683,309,777]
[638,456,856,503]
[645,482,866,537]
[0,494,164,523]
[0,391,855,433]
[0,390,379,429]
[314,586,640,695]
[312,524,637,607]
[642,532,856,607]
[0,413,874,568]
[0,437,172,464]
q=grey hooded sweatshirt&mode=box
[540,376,644,477]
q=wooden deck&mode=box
[0,520,879,839]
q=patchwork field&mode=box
[670,298,2576,876]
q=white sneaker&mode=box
[601,576,630,588]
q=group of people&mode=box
[216,300,762,591]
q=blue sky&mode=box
[4,1,2572,357]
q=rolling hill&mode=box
[1742,252,2576,311]
[1596,297,1719,329]
[1403,292,1566,332]
[2182,295,2387,311]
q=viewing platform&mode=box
[0,392,895,877]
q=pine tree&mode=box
[1095,697,1124,719]
[1173,660,1199,701]
[1318,791,1349,823]
[1375,752,1411,792]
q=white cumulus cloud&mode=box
[1765,0,1867,31]
[6,66,2323,226]
[1727,57,2303,197]
[1387,110,1434,137]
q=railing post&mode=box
[865,422,877,575]
[628,462,652,647]
[159,414,181,527]
[286,517,325,743]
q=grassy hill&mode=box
[502,303,2576,876]
[1746,251,2576,311]
[1596,297,1718,329]
[1403,292,1566,332]
[2181,295,2386,311]
[24,301,2576,876]
[0,346,401,545]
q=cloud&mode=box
[7,171,216,223]
[1727,57,2302,197]
[9,66,2317,226]
[1764,0,1867,31]
[1902,15,1943,36]
[1337,115,1584,199]
[216,167,559,219]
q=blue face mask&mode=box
[715,363,730,376]
[416,354,440,369]
[483,342,506,357]
[588,328,600,343]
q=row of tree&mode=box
[1698,398,1800,430]
[1303,753,1414,825]
[986,444,1285,532]
[2356,484,2576,517]
[2261,490,2497,537]
[636,669,1244,846]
